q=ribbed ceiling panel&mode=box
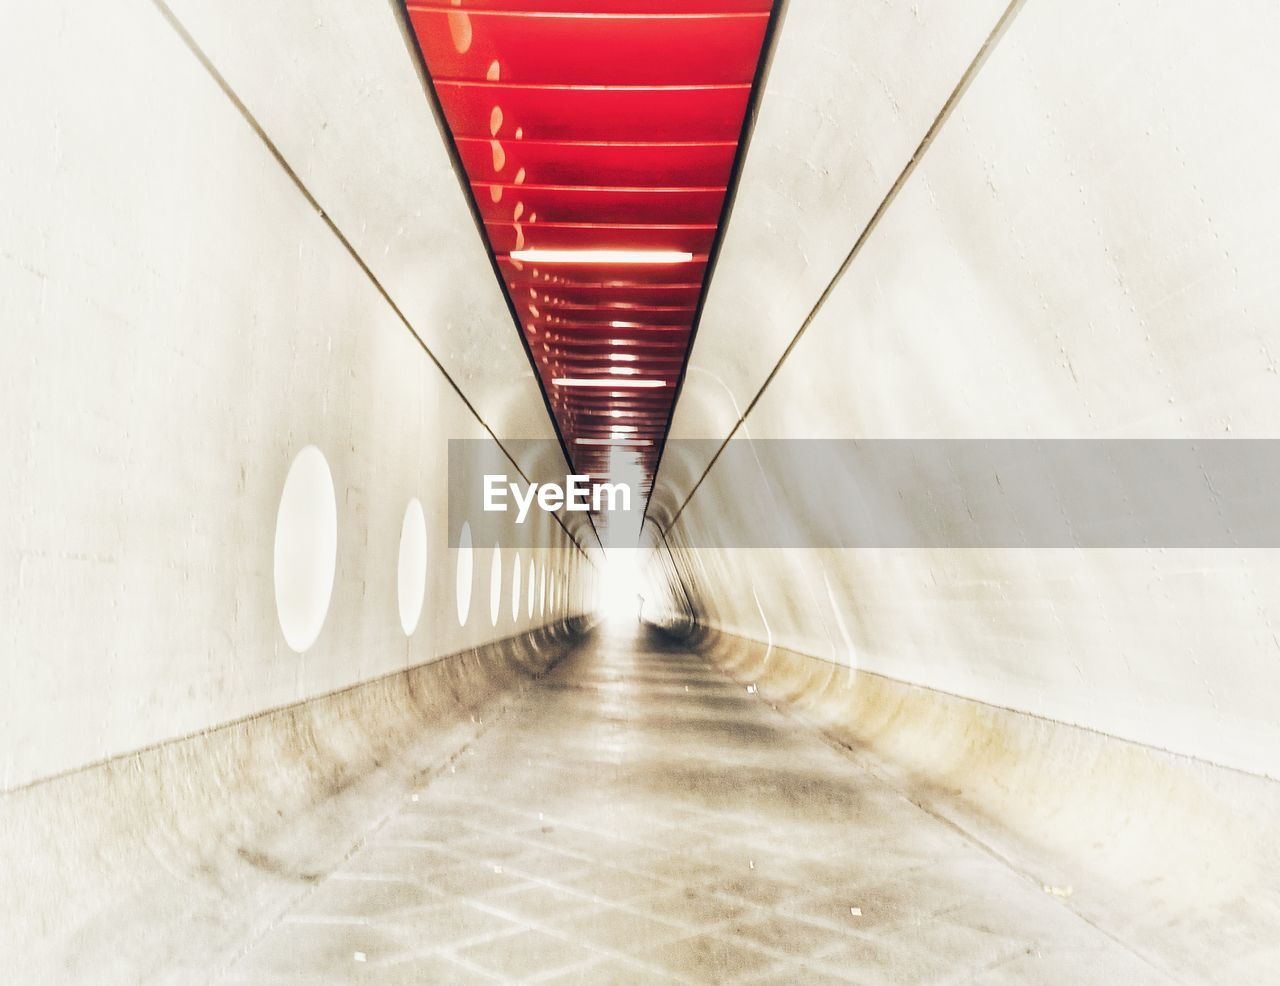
[408,0,775,515]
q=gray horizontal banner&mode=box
[451,439,1280,549]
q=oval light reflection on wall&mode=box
[456,521,473,627]
[397,498,427,636]
[511,551,522,622]
[273,445,338,653]
[489,544,503,626]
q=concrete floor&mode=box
[218,625,1174,985]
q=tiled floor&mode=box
[219,624,1173,985]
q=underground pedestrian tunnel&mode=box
[5,1,1280,983]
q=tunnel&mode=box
[5,0,1280,983]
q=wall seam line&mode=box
[658,0,1028,539]
[143,0,596,559]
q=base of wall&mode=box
[0,621,587,986]
[670,620,1280,984]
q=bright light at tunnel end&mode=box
[598,549,649,626]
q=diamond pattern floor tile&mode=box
[217,624,1175,985]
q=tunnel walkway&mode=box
[219,626,1171,986]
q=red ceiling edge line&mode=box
[549,351,687,359]
[486,221,719,231]
[542,330,696,338]
[408,7,771,20]
[509,281,704,289]
[545,343,696,350]
[506,277,705,286]
[474,183,728,194]
[534,323,690,332]
[540,303,698,311]
[550,353,687,360]
[542,332,696,340]
[554,392,673,399]
[457,137,741,148]
[434,82,754,93]
[539,331,692,338]
[500,252,713,261]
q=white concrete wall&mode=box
[0,0,590,791]
[649,0,1280,779]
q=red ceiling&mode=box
[408,0,774,509]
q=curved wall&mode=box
[643,4,1280,975]
[648,0,1280,780]
[0,0,594,792]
